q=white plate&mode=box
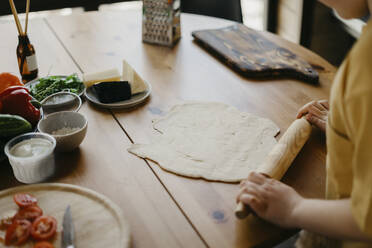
[84,81,152,109]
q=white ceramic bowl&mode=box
[4,133,56,184]
[37,111,88,152]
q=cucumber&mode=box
[0,139,5,161]
[0,114,32,138]
[0,139,5,151]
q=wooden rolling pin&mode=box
[235,118,312,219]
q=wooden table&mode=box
[0,9,336,248]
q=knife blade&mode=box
[62,205,75,248]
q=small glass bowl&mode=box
[4,133,56,184]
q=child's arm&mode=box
[237,172,372,242]
[297,100,329,132]
[294,198,370,241]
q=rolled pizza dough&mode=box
[128,102,280,182]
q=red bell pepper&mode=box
[0,86,40,126]
[0,73,23,94]
[0,86,29,98]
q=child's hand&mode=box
[237,172,303,228]
[297,100,329,132]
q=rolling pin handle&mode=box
[235,202,251,219]
[234,118,312,219]
[235,173,270,219]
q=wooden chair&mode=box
[181,0,242,23]
[0,0,135,16]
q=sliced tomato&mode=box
[13,193,38,208]
[30,216,57,241]
[0,216,14,231]
[5,219,31,245]
[34,241,55,248]
[13,205,43,222]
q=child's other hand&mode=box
[296,100,329,132]
[237,172,303,228]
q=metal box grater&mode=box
[142,0,181,46]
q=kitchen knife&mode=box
[62,205,75,248]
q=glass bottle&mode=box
[17,34,38,83]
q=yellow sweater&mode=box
[327,19,372,248]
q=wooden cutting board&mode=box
[0,183,130,248]
[192,24,319,84]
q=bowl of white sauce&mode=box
[37,111,88,152]
[4,133,56,184]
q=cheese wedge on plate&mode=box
[83,69,121,88]
[83,62,150,105]
[122,60,147,95]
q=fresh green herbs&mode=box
[30,74,84,102]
